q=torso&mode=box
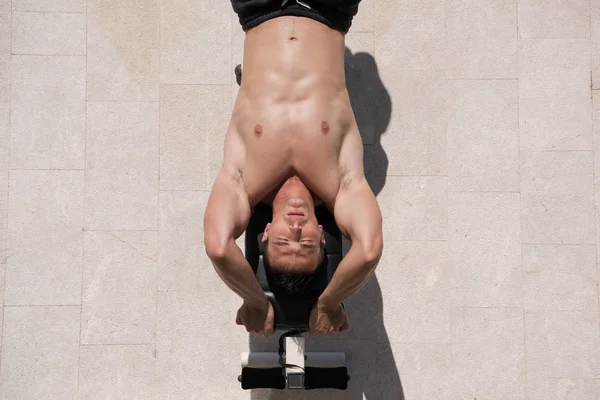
[222,16,365,211]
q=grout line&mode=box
[590,0,600,341]
[516,0,530,382]
[0,1,12,381]
[9,168,85,171]
[158,189,210,192]
[77,0,88,397]
[447,190,521,193]
[519,36,591,40]
[79,100,159,104]
[521,242,597,246]
[11,9,85,14]
[5,304,81,307]
[446,78,519,81]
[155,0,162,367]
[11,53,86,57]
[80,343,154,347]
[160,82,232,87]
[82,229,159,232]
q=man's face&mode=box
[262,197,325,272]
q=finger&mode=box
[341,318,349,332]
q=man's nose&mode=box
[289,224,302,236]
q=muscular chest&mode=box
[233,99,351,206]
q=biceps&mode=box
[334,180,383,257]
[203,171,250,251]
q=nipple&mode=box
[254,124,263,137]
[321,121,330,134]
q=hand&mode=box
[309,301,349,336]
[236,299,275,336]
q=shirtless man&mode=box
[203,0,383,337]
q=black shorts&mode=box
[231,0,361,34]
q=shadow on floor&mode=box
[236,46,402,399]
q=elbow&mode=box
[362,235,383,266]
[204,235,229,263]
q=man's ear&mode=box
[261,223,271,243]
[319,224,326,245]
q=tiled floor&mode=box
[0,0,599,399]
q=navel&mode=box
[321,121,330,134]
[254,124,263,137]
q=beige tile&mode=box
[11,55,85,169]
[449,192,522,307]
[0,12,9,102]
[375,0,445,27]
[446,0,517,38]
[345,32,375,145]
[81,231,157,345]
[594,54,600,91]
[79,345,156,399]
[526,378,600,400]
[87,0,160,101]
[522,150,594,194]
[12,11,85,55]
[159,85,231,191]
[449,308,525,399]
[0,102,8,261]
[381,301,453,346]
[161,0,231,84]
[522,192,596,244]
[159,191,229,292]
[522,245,597,311]
[0,263,4,345]
[375,17,445,72]
[5,231,82,305]
[12,0,84,12]
[447,80,519,192]
[155,291,247,399]
[1,306,80,399]
[525,310,600,378]
[519,39,592,151]
[444,37,518,79]
[519,0,590,38]
[593,0,600,89]
[375,70,446,176]
[85,102,159,231]
[376,241,455,343]
[376,176,447,241]
[520,150,595,244]
[0,0,9,12]
[348,0,373,32]
[379,341,454,399]
[594,91,600,184]
[7,170,84,234]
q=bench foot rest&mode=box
[239,367,349,390]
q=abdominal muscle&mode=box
[226,16,358,209]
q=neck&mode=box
[271,176,315,212]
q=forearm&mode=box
[318,242,380,307]
[207,239,267,307]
